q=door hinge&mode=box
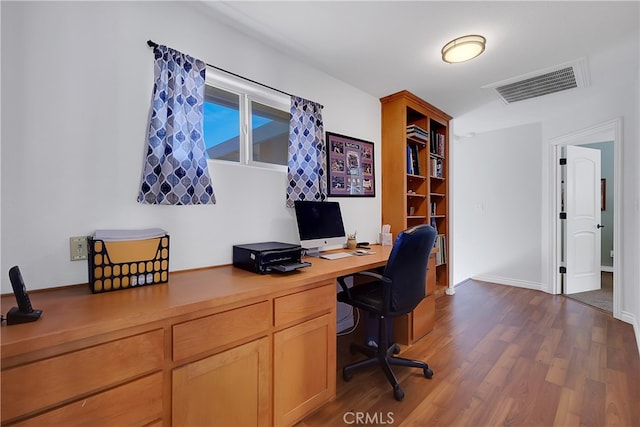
[559,266,567,274]
[559,158,567,165]
[559,212,566,219]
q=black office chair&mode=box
[337,224,438,401]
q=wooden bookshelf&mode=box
[380,90,451,344]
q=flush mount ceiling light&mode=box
[441,35,486,64]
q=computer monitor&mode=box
[293,200,346,256]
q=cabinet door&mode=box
[411,294,435,341]
[273,313,336,426]
[172,337,270,427]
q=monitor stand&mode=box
[305,248,321,257]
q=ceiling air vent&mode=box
[483,58,590,104]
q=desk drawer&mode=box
[274,283,334,327]
[12,372,163,427]
[1,329,164,423]
[173,301,270,362]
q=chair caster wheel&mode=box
[424,368,434,379]
[392,344,401,354]
[343,369,352,382]
[393,386,404,401]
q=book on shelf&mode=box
[430,157,443,178]
[406,124,427,133]
[434,235,446,266]
[407,145,422,175]
[407,132,429,142]
[406,124,429,142]
[410,145,420,175]
[429,131,445,157]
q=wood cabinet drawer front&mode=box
[12,372,163,427]
[274,283,334,327]
[1,329,164,423]
[173,301,270,362]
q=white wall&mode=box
[636,77,640,348]
[451,123,543,289]
[0,1,381,292]
[541,85,638,320]
[452,32,639,333]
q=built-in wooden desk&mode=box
[1,246,392,427]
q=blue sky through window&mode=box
[203,102,270,151]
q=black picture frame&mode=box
[326,132,375,197]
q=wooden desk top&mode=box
[1,246,392,359]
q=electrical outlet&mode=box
[70,236,88,261]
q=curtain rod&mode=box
[146,39,295,99]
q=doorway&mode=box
[565,271,613,313]
[549,118,622,319]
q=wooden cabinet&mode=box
[381,90,451,345]
[1,253,394,427]
[171,301,271,426]
[172,337,270,427]
[11,372,163,427]
[381,90,451,293]
[1,329,164,426]
[273,284,336,426]
[274,314,335,426]
[392,254,437,345]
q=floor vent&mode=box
[483,59,590,104]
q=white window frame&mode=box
[204,67,289,171]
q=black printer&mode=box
[232,242,311,274]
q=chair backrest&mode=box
[383,224,438,314]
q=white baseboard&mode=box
[635,316,640,358]
[622,310,640,357]
[601,265,614,273]
[471,275,545,292]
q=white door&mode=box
[565,145,602,294]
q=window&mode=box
[204,85,240,162]
[250,101,289,166]
[203,68,289,169]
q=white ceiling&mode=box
[201,1,639,133]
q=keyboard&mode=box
[320,252,353,260]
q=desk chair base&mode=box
[342,341,433,401]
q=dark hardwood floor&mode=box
[297,280,640,426]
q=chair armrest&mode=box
[337,271,391,300]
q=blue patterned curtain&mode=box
[286,97,326,207]
[138,45,216,205]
